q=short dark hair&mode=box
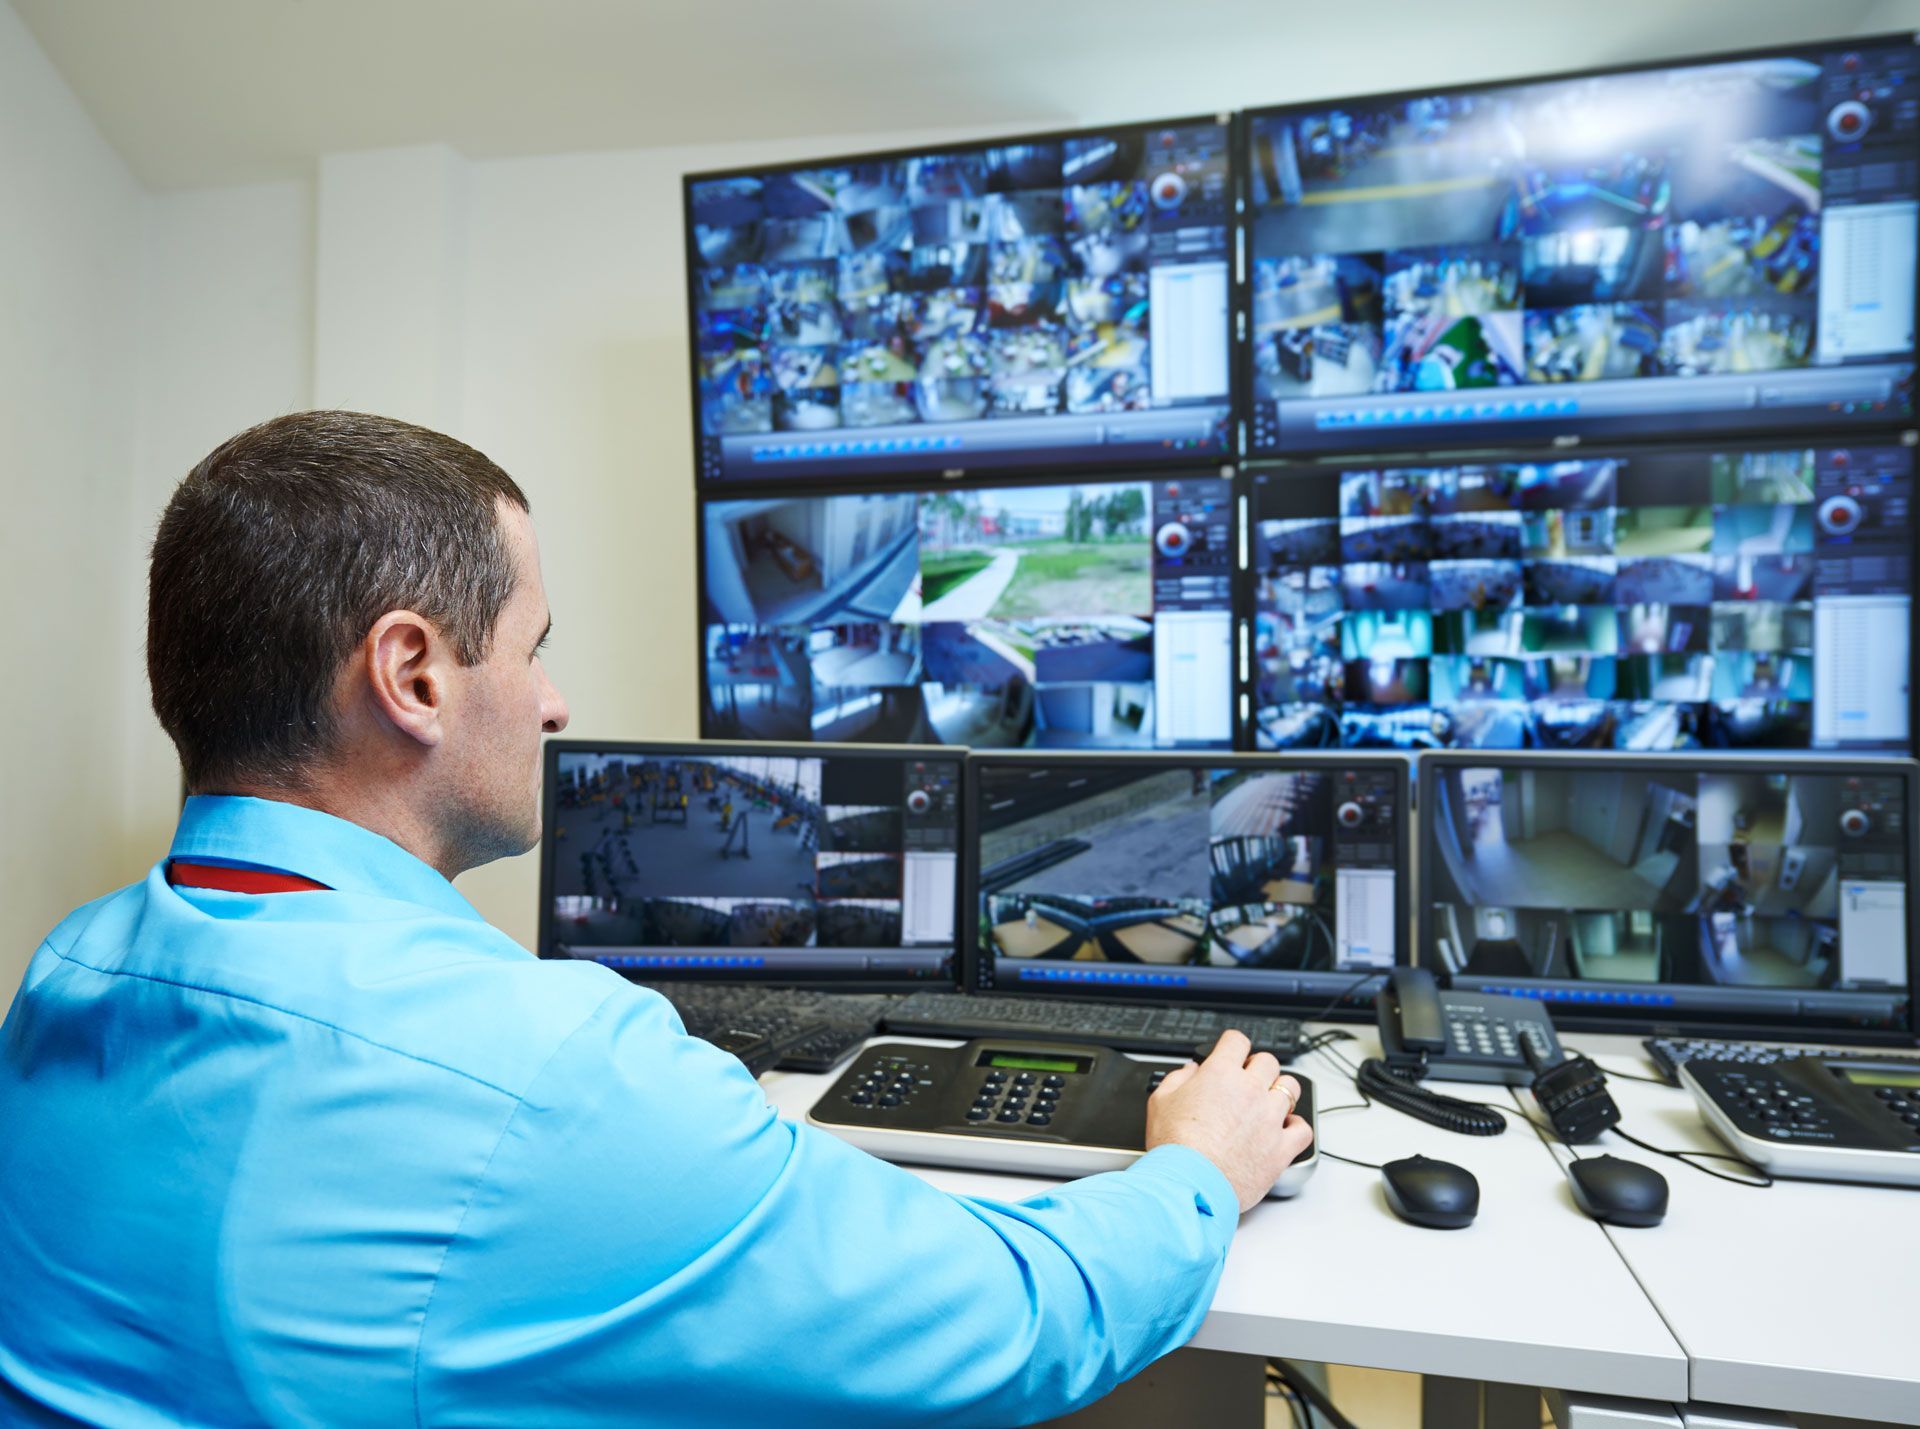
[148,410,530,791]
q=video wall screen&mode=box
[1245,38,1918,454]
[701,475,1235,749]
[1249,441,1913,752]
[969,757,1405,1007]
[687,119,1233,484]
[1423,757,1914,1036]
[542,747,961,984]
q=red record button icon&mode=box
[1828,99,1871,143]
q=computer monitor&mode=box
[700,472,1236,748]
[684,117,1233,484]
[1243,35,1919,455]
[1247,438,1915,752]
[1420,751,1919,1042]
[963,751,1410,1018]
[538,741,962,989]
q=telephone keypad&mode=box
[1442,1011,1547,1062]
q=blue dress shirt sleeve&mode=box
[415,984,1238,1428]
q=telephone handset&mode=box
[1378,967,1565,1087]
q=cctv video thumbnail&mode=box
[1250,442,1913,753]
[688,122,1234,479]
[1245,41,1918,451]
[547,751,959,963]
[1426,763,1910,1006]
[974,762,1399,978]
[701,475,1235,749]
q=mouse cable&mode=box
[1294,970,1391,1028]
[1266,1361,1360,1429]
[1314,1149,1386,1171]
[1501,1089,1774,1188]
[1607,1123,1773,1189]
[1563,1046,1672,1085]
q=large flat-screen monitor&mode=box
[686,118,1234,484]
[538,741,962,988]
[700,473,1235,748]
[1420,751,1918,1041]
[1248,439,1914,752]
[965,752,1410,1018]
[1243,36,1919,455]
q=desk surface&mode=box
[1544,1034,1920,1426]
[762,1030,1688,1402]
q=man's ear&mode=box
[363,610,447,749]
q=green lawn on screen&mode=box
[920,551,995,604]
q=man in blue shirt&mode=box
[0,412,1313,1427]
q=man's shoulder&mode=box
[27,875,671,1105]
[257,908,664,1101]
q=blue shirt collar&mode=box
[169,795,488,923]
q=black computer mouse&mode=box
[1567,1155,1668,1227]
[1380,1155,1478,1229]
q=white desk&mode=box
[1529,1034,1920,1426]
[761,1030,1688,1407]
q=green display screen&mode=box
[979,1052,1091,1075]
[1839,1065,1920,1089]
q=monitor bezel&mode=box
[537,737,968,992]
[695,464,1244,750]
[1414,748,1920,1042]
[960,748,1413,1021]
[681,112,1241,490]
[1237,30,1920,461]
[1238,431,1920,759]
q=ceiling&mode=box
[14,0,1920,191]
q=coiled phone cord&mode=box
[1354,1055,1508,1136]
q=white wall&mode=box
[0,0,143,997]
[124,179,316,858]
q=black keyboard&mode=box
[655,984,899,1074]
[884,991,1305,1060]
[1642,1036,1912,1086]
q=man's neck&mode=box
[209,780,463,881]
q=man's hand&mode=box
[1144,1030,1314,1214]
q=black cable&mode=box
[1262,1366,1310,1429]
[1356,1056,1508,1135]
[1296,969,1389,1027]
[1267,1362,1360,1429]
[1608,1123,1773,1188]
[1504,1083,1774,1188]
[1563,1047,1671,1085]
[1316,1148,1386,1171]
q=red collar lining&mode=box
[167,861,331,895]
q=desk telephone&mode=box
[1378,968,1563,1086]
[807,1038,1319,1199]
[1683,1055,1920,1187]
